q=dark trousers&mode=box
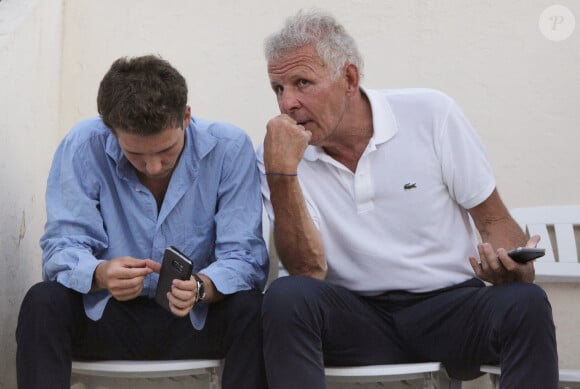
[16,281,267,389]
[262,275,558,389]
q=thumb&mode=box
[526,234,541,248]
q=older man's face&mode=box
[267,45,351,147]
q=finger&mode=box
[109,277,145,295]
[170,279,196,303]
[281,114,298,124]
[172,277,196,290]
[143,259,161,273]
[169,306,191,318]
[110,271,147,286]
[167,292,194,313]
[497,248,518,271]
[469,256,483,277]
[525,234,541,248]
[480,243,505,272]
[117,267,153,280]
[118,267,152,279]
[119,257,148,268]
[170,285,196,302]
[477,244,491,272]
[268,115,293,130]
[111,284,143,301]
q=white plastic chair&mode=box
[510,205,580,282]
[71,359,222,388]
[480,365,580,389]
[480,205,580,387]
[325,362,461,388]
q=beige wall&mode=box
[1,0,578,388]
[0,0,64,387]
[58,0,580,210]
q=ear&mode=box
[344,64,360,96]
[183,105,191,128]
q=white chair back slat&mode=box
[554,223,578,263]
[510,206,580,225]
[510,205,580,282]
[525,223,555,263]
[534,262,580,283]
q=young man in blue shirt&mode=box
[16,55,268,389]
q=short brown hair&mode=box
[97,55,188,135]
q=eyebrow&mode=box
[125,142,178,156]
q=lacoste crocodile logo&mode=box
[404,183,417,190]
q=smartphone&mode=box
[154,246,194,312]
[507,247,546,264]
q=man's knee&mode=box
[20,281,78,315]
[17,281,81,340]
[263,275,327,321]
[510,283,551,315]
[235,289,263,309]
[499,283,554,333]
[221,289,264,326]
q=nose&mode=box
[144,157,163,176]
[279,89,301,113]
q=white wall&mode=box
[1,1,578,388]
[59,0,580,209]
[0,0,64,387]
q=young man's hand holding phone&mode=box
[154,246,196,316]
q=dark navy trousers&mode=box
[262,275,558,389]
[16,281,267,389]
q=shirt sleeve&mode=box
[437,99,496,209]
[40,134,107,293]
[200,132,269,295]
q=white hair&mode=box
[264,9,364,80]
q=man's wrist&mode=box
[192,273,206,303]
[91,262,106,292]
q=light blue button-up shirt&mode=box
[40,116,268,329]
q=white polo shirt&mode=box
[258,88,495,294]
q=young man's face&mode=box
[267,44,350,146]
[115,108,190,181]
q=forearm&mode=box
[468,189,535,284]
[268,175,327,279]
[476,213,527,250]
[470,189,527,250]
